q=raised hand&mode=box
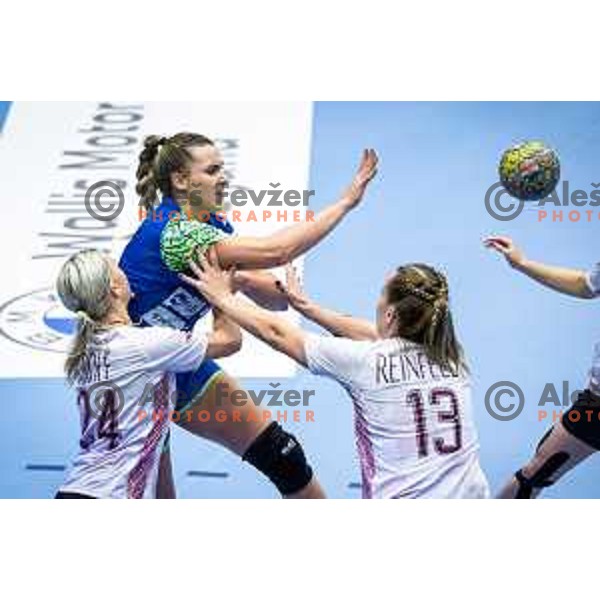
[483,235,525,268]
[343,148,379,209]
[180,247,237,301]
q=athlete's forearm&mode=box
[234,270,288,311]
[213,294,307,365]
[205,308,243,358]
[216,195,355,270]
[264,196,353,263]
[293,299,378,341]
[513,258,594,299]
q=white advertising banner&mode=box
[0,102,313,378]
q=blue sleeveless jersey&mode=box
[119,197,234,331]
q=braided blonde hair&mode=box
[386,263,467,374]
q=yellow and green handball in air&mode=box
[499,141,560,201]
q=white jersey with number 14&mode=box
[60,323,207,499]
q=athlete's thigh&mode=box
[175,371,270,456]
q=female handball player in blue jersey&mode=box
[54,249,240,499]
[120,133,377,498]
[485,235,600,498]
[181,252,489,499]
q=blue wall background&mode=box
[1,101,598,498]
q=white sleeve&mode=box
[586,263,600,297]
[304,333,369,388]
[138,322,208,374]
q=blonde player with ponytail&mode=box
[55,249,240,499]
[183,254,490,499]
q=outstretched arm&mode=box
[483,235,595,299]
[205,306,243,359]
[233,270,288,311]
[181,250,309,367]
[214,149,378,270]
[282,264,378,341]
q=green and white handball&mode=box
[160,218,227,272]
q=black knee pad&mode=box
[242,422,313,496]
[514,452,570,498]
[561,390,600,451]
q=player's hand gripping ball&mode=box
[499,141,560,201]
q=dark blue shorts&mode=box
[175,358,224,412]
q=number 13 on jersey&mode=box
[407,388,462,458]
